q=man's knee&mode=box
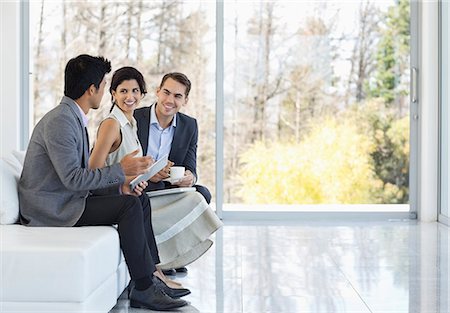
[138,194,151,216]
[195,185,211,204]
[122,195,143,218]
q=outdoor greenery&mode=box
[238,118,377,204]
[238,101,409,204]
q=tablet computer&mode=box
[129,154,169,190]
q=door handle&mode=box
[411,67,418,103]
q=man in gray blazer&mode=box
[134,72,212,204]
[18,55,187,311]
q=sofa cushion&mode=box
[0,225,124,302]
[0,158,20,224]
[12,150,26,166]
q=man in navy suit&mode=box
[134,72,212,204]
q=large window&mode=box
[29,0,413,213]
[29,0,216,195]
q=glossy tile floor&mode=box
[110,220,449,313]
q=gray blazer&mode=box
[19,96,125,226]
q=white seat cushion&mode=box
[0,224,123,302]
[11,150,26,166]
[0,158,21,224]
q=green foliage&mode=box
[370,115,409,203]
[368,0,410,106]
[237,118,378,204]
[347,99,409,204]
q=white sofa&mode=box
[0,152,129,313]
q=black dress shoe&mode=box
[126,280,134,298]
[175,266,188,273]
[129,284,187,310]
[152,276,191,299]
[162,268,176,276]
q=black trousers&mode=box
[146,181,212,204]
[75,193,160,281]
[194,184,212,204]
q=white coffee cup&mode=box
[170,166,185,180]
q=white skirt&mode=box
[149,190,223,270]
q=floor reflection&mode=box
[110,220,449,313]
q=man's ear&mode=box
[88,84,96,95]
[183,97,189,107]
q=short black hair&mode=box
[159,72,191,97]
[64,54,111,100]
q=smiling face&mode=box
[111,79,143,116]
[155,77,189,121]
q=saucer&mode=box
[162,177,183,184]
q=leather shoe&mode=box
[175,266,188,273]
[162,268,176,276]
[152,276,191,298]
[126,280,134,298]
[129,284,187,310]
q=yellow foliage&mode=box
[238,118,380,204]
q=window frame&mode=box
[439,0,450,225]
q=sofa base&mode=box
[0,224,129,313]
[1,260,129,313]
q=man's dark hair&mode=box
[159,72,191,97]
[64,54,111,100]
[109,66,147,112]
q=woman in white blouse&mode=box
[90,67,222,297]
[89,66,186,292]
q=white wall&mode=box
[0,1,21,158]
[418,1,439,222]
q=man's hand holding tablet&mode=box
[122,178,148,196]
[129,154,169,190]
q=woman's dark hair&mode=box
[109,66,147,112]
[64,54,111,100]
[159,72,191,97]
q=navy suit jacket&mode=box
[134,104,198,181]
